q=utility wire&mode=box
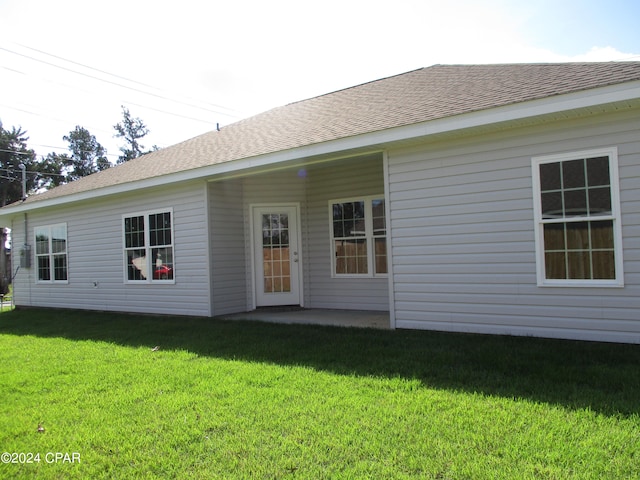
[1,145,120,159]
[0,149,33,156]
[1,44,240,155]
[15,42,244,116]
[1,44,242,118]
[14,42,161,90]
[4,42,293,163]
[2,65,224,130]
[0,102,114,138]
[0,101,166,157]
[0,103,152,155]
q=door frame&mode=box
[250,203,304,309]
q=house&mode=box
[1,63,640,343]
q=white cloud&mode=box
[566,46,639,62]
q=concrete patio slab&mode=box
[216,308,390,330]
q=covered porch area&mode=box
[208,151,392,327]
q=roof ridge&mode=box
[282,66,428,107]
[272,61,640,109]
[431,61,640,66]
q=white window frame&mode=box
[531,147,624,287]
[329,195,388,278]
[122,208,175,284]
[34,223,68,284]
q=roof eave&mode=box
[1,79,639,222]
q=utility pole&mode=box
[0,224,6,295]
[19,163,26,201]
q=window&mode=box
[532,148,623,286]
[329,196,387,277]
[123,210,174,283]
[35,224,68,282]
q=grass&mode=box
[0,308,639,479]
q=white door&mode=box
[253,205,302,307]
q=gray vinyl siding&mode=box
[209,179,247,315]
[305,155,389,310]
[387,109,640,343]
[11,181,211,317]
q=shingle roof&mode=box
[18,62,640,205]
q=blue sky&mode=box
[1,0,639,160]
[521,0,640,55]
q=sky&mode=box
[1,0,639,161]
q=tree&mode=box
[62,126,110,181]
[0,122,37,207]
[0,122,37,295]
[113,106,150,164]
[37,153,68,189]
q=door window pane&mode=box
[262,213,291,293]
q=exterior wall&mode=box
[11,180,211,317]
[305,155,389,310]
[209,179,247,315]
[387,109,640,343]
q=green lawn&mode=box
[0,308,638,479]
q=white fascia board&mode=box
[3,80,640,219]
[366,79,640,145]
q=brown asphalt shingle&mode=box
[17,62,640,205]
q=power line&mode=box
[0,65,24,75]
[15,42,244,116]
[1,44,243,119]
[123,100,217,125]
[1,169,66,179]
[0,102,167,157]
[2,60,227,132]
[0,148,33,156]
[14,43,160,90]
[1,144,119,160]
[1,43,249,158]
[0,102,162,154]
[0,102,114,138]
[32,144,121,159]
